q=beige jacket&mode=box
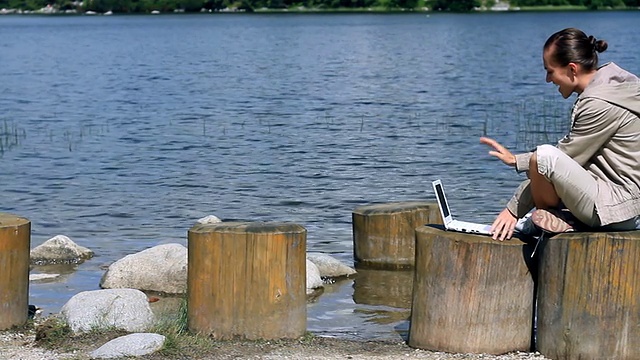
[506,62,640,226]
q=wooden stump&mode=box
[187,221,306,340]
[537,231,640,360]
[409,225,535,354]
[0,213,31,330]
[353,201,441,269]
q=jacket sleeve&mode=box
[506,179,535,218]
[557,98,619,165]
[515,152,533,173]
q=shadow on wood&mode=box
[537,230,640,360]
[352,201,442,270]
[187,221,306,340]
[408,225,534,354]
[0,213,31,330]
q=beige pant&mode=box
[536,144,638,230]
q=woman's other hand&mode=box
[491,208,517,241]
[480,137,516,167]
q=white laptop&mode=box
[432,179,493,236]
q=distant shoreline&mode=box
[1,6,639,16]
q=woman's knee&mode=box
[533,144,561,178]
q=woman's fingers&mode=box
[492,222,512,241]
[480,136,500,149]
[491,209,517,241]
[480,137,516,166]
[480,136,507,154]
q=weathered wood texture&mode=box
[187,222,307,340]
[0,213,31,330]
[409,225,535,354]
[353,202,442,269]
[537,231,640,360]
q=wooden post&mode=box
[537,231,640,360]
[353,201,441,269]
[409,225,535,354]
[0,213,31,330]
[187,221,306,340]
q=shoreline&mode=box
[1,324,551,360]
[1,7,639,16]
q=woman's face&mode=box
[543,49,577,99]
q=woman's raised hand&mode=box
[480,137,516,167]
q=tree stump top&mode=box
[189,221,306,235]
[416,225,527,247]
[353,201,436,215]
[0,213,29,228]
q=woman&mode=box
[481,27,640,241]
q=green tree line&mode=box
[1,0,638,14]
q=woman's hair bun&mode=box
[589,35,608,53]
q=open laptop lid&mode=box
[432,179,452,226]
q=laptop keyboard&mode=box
[450,220,492,234]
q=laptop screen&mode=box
[434,182,450,218]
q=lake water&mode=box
[1,11,639,340]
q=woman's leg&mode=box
[529,152,561,209]
[529,145,600,227]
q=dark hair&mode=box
[543,28,608,71]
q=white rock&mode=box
[61,289,155,334]
[307,253,356,278]
[30,235,94,265]
[306,259,323,295]
[89,333,165,359]
[196,215,222,224]
[29,273,60,282]
[100,243,187,294]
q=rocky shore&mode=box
[3,218,552,359]
[1,327,551,360]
